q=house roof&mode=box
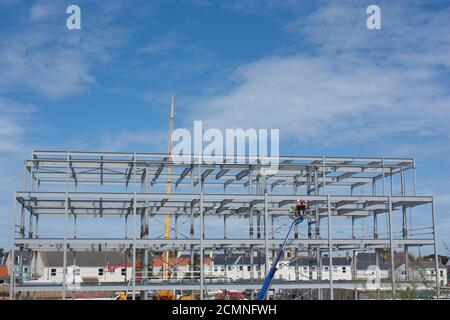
[40,251,126,267]
[288,257,351,267]
[152,255,191,267]
[4,251,31,264]
[413,260,446,269]
[355,253,389,270]
[152,255,211,267]
[213,254,266,266]
[0,265,8,280]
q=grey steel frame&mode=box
[9,151,440,299]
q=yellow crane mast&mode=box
[162,95,175,280]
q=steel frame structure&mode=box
[9,151,441,300]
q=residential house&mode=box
[34,251,132,284]
[285,257,352,281]
[211,254,352,281]
[212,254,266,281]
[354,252,390,281]
[447,260,450,285]
[396,260,447,287]
[151,254,191,279]
[4,251,31,280]
[0,265,8,284]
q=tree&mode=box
[422,254,448,265]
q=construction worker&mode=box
[290,199,308,219]
[117,292,127,300]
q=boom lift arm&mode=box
[256,200,308,300]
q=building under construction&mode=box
[9,151,442,299]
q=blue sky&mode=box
[0,0,449,253]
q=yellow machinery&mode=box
[156,95,175,299]
[117,292,127,300]
[153,290,174,300]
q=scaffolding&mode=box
[9,151,441,299]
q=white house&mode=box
[447,260,450,285]
[33,251,133,284]
[4,251,31,280]
[211,254,266,281]
[354,252,390,281]
[395,260,447,287]
[211,254,352,281]
[283,257,352,281]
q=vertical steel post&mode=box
[401,171,409,279]
[388,196,395,298]
[62,152,70,300]
[9,193,17,300]
[412,159,417,196]
[249,167,254,299]
[132,154,137,300]
[190,165,195,281]
[431,198,440,297]
[263,171,269,278]
[322,156,326,193]
[199,158,205,300]
[372,179,378,239]
[327,195,334,300]
[381,158,386,195]
[390,169,394,196]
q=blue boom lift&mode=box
[256,200,308,300]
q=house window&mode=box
[333,266,337,272]
[342,267,347,273]
[324,266,329,272]
[50,268,57,276]
[440,270,443,276]
[121,268,126,276]
[214,267,218,272]
[98,268,104,276]
[239,266,243,271]
[303,267,308,272]
[247,266,251,271]
[227,266,232,271]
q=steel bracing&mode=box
[9,151,441,299]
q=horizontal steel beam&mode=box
[14,238,434,251]
[15,280,427,292]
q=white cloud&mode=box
[0,1,126,98]
[190,54,449,146]
[138,32,180,55]
[29,0,61,22]
[187,2,450,155]
[0,98,36,248]
[0,97,35,154]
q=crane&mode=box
[162,95,175,280]
[256,200,308,300]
